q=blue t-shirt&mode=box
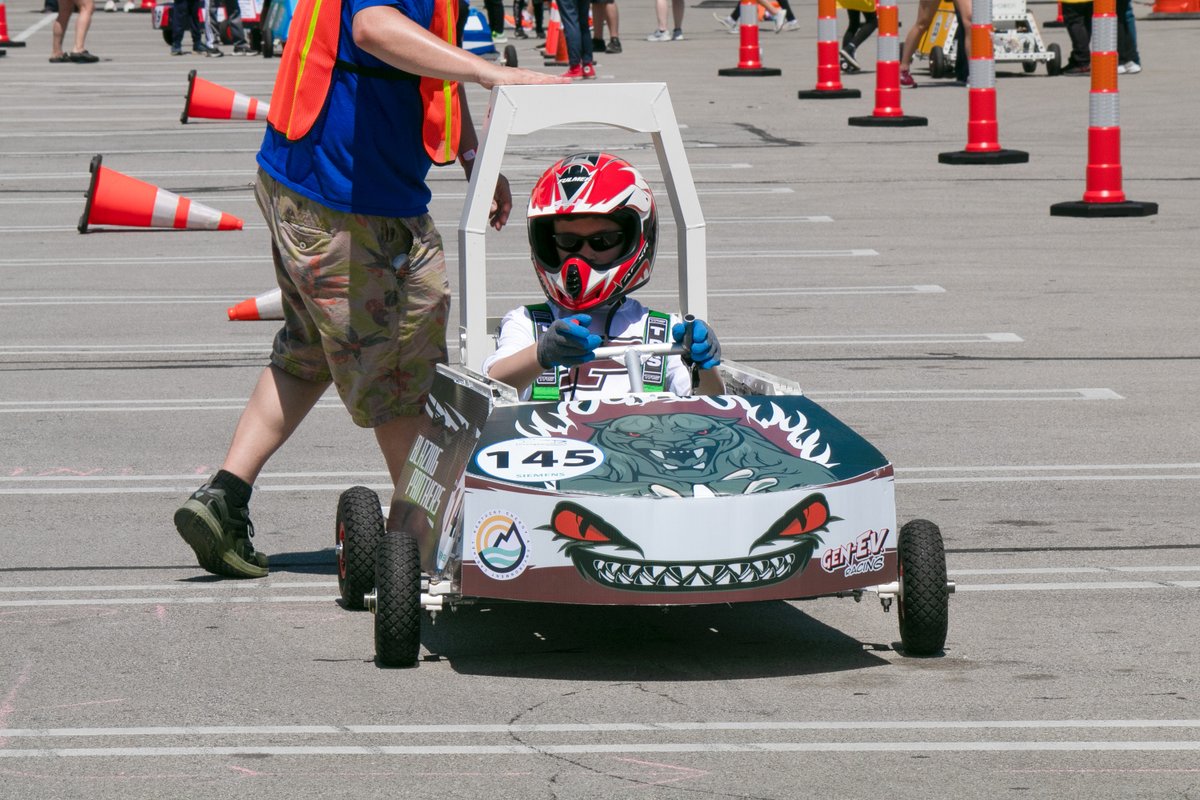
[257,0,436,217]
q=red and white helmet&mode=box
[527,152,657,312]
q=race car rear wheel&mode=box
[503,43,518,67]
[896,518,949,656]
[336,486,384,610]
[374,532,422,668]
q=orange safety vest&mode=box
[266,0,461,165]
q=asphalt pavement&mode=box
[1,2,1198,798]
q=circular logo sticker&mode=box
[475,437,605,483]
[473,511,531,580]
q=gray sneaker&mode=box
[174,482,268,578]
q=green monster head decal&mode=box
[561,412,838,497]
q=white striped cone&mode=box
[181,70,271,124]
[78,154,243,233]
[227,288,284,321]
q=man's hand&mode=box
[672,318,722,370]
[537,315,602,368]
[489,173,513,230]
[478,64,574,90]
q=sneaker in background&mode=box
[840,46,860,71]
[233,43,252,54]
[713,11,736,32]
[582,62,596,79]
[103,0,115,11]
[174,479,268,579]
[773,8,786,31]
[491,30,507,42]
[782,18,800,31]
[607,36,622,53]
[646,28,671,41]
[899,69,916,87]
[562,63,584,78]
[1062,62,1090,75]
[592,36,606,52]
[671,27,684,40]
[1118,60,1141,74]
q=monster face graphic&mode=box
[560,412,839,498]
[546,493,839,591]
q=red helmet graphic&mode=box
[527,152,658,312]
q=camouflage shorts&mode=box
[255,170,451,428]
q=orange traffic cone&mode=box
[1044,1,1065,27]
[0,3,28,47]
[938,0,1028,164]
[543,1,567,65]
[1147,0,1200,16]
[797,0,860,98]
[181,70,271,124]
[228,288,284,321]
[848,0,926,126]
[1051,0,1157,216]
[718,0,781,76]
[78,155,243,233]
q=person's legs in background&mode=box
[484,0,507,40]
[1116,0,1140,72]
[1061,0,1092,72]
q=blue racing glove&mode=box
[536,314,603,368]
[672,318,722,370]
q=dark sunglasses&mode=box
[551,230,627,253]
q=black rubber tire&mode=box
[261,24,274,58]
[374,533,422,668]
[161,28,173,45]
[336,486,384,610]
[930,46,946,78]
[503,43,518,67]
[1047,43,1063,76]
[896,518,949,656]
[1022,60,1037,73]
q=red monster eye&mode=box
[696,429,709,435]
[626,432,641,437]
[551,507,612,542]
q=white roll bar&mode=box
[457,83,708,371]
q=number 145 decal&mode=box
[474,437,606,483]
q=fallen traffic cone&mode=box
[228,288,284,321]
[0,2,28,47]
[848,0,926,126]
[181,70,270,124]
[543,1,565,64]
[939,0,1028,164]
[797,0,860,98]
[1146,0,1200,16]
[1051,0,1157,216]
[718,0,781,75]
[78,154,244,233]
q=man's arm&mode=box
[352,6,568,88]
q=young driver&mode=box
[483,152,724,400]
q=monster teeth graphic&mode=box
[585,550,803,590]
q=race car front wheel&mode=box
[336,486,384,610]
[374,532,422,668]
[896,518,950,656]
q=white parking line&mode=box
[0,249,875,267]
[0,286,942,307]
[1,741,1199,758]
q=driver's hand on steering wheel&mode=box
[537,314,603,368]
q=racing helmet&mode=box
[527,152,658,312]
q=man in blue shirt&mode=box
[173,0,568,579]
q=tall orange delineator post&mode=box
[181,71,271,124]
[719,0,781,76]
[797,0,860,98]
[848,0,926,126]
[1051,0,1157,216]
[0,3,28,47]
[1146,0,1200,18]
[939,0,1028,164]
[79,155,244,233]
